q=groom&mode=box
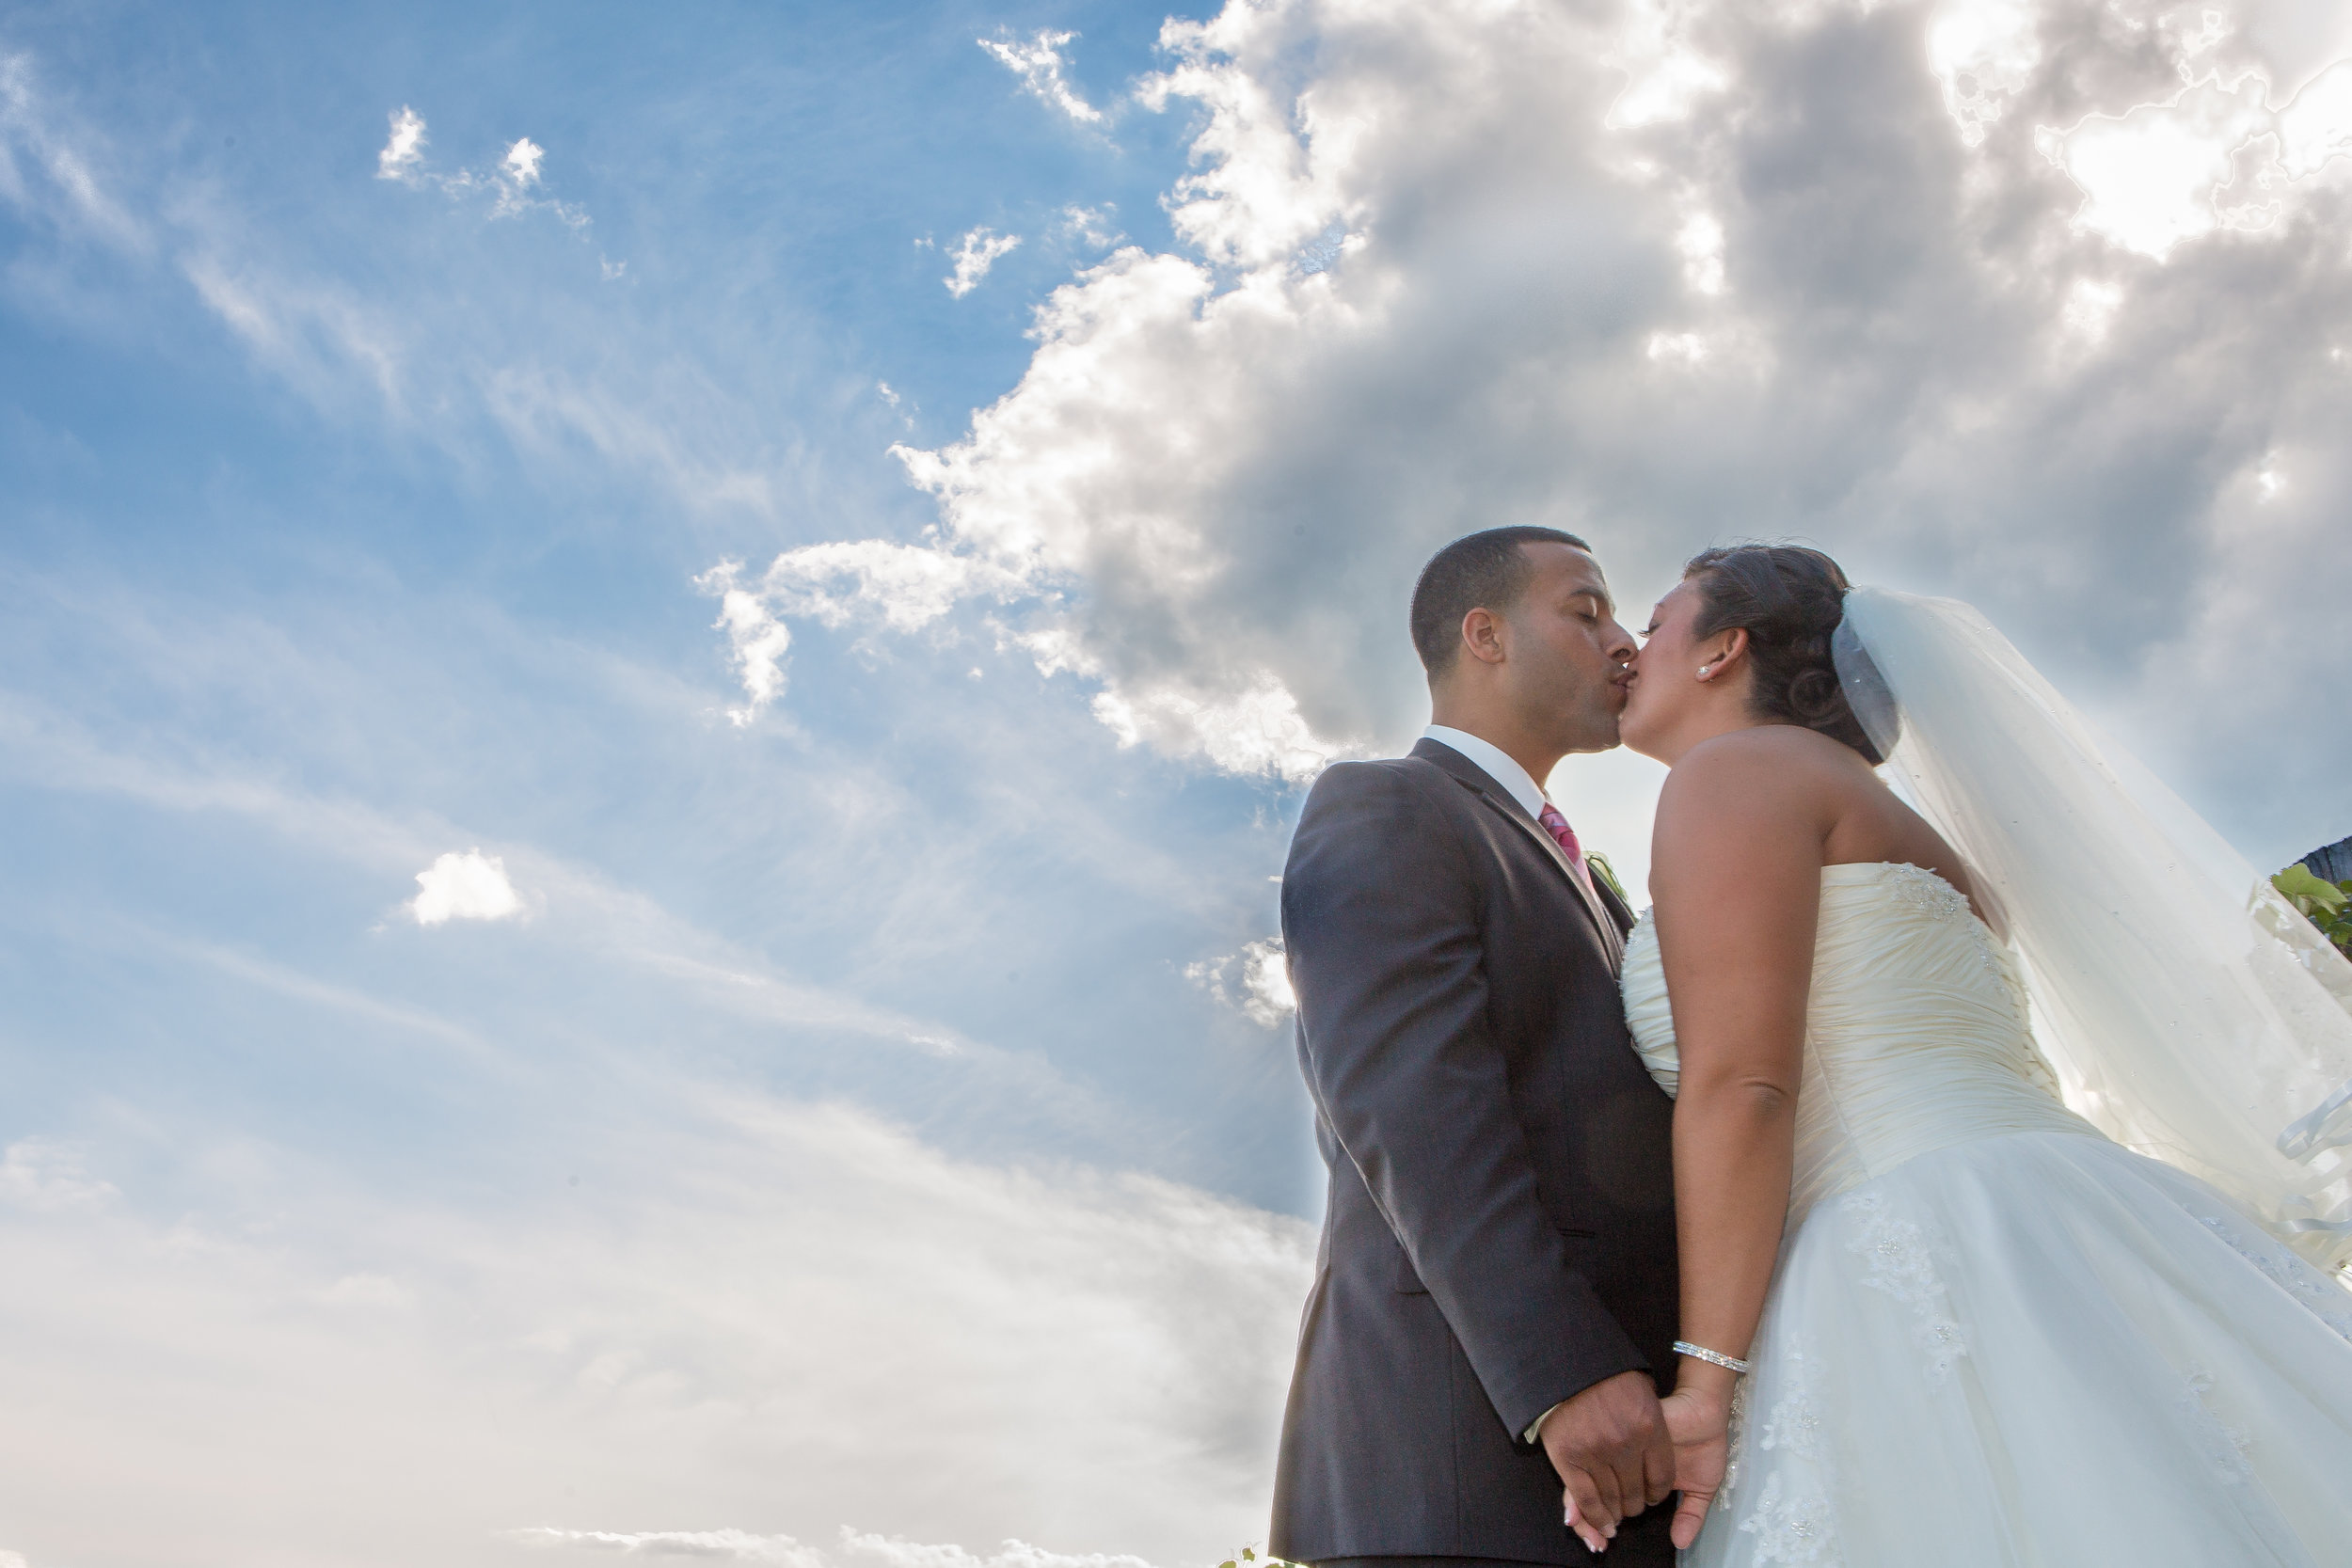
[1270,528,1679,1566]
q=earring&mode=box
[1697,663,1713,678]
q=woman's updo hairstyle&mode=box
[1681,544,1883,765]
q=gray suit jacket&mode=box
[1269,738,1678,1566]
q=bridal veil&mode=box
[1833,588,2352,1270]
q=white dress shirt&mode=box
[1424,723,1582,1446]
[1422,724,1549,821]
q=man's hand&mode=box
[1661,1384,1732,1550]
[1537,1369,1673,1555]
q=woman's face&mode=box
[1618,578,1708,760]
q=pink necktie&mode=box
[1537,802,1596,895]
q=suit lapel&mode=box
[1413,739,1624,966]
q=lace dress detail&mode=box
[2197,1212,2352,1343]
[1737,1473,1842,1566]
[1840,1190,1968,1382]
[1884,861,1969,923]
[2179,1370,2255,1486]
[1733,1345,1841,1565]
[1754,1345,1828,1462]
[1719,1374,1750,1497]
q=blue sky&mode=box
[2,0,1306,1193]
[5,2,2352,1566]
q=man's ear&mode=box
[1460,606,1508,667]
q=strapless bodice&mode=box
[1622,862,2096,1217]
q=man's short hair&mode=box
[1409,526,1592,676]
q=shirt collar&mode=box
[1422,724,1550,821]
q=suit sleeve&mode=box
[1282,762,1648,1438]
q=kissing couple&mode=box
[1267,530,2352,1566]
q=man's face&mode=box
[1502,543,1637,753]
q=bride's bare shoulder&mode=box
[1668,725,1861,791]
[1655,726,1868,840]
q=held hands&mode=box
[1537,1370,1674,1555]
[1661,1380,1734,1551]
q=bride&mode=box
[1601,545,2352,1564]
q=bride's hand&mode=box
[1661,1383,1732,1551]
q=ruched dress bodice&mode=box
[1621,861,2095,1219]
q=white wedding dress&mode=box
[1621,863,2352,1565]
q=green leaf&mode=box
[2274,864,2348,918]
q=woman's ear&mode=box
[1698,626,1749,679]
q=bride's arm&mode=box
[1649,730,1830,1545]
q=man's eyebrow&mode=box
[1572,585,1614,614]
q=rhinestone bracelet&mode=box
[1673,1339,1752,1375]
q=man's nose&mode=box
[1602,618,1637,665]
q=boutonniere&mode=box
[1582,850,1629,906]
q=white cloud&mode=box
[1237,942,1295,1025]
[507,1525,1161,1568]
[483,363,781,515]
[978,29,1104,125]
[1058,204,1123,249]
[2058,277,2122,345]
[507,1527,829,1562]
[1603,0,1729,130]
[0,67,402,417]
[755,539,1033,631]
[1091,677,1337,784]
[2037,53,2352,261]
[688,0,2352,879]
[377,105,427,181]
[318,1272,416,1308]
[409,847,524,926]
[2277,56,2352,177]
[2038,71,2275,257]
[0,1138,118,1212]
[2251,448,2287,502]
[834,1533,1156,1568]
[699,563,795,724]
[945,227,1021,297]
[183,252,406,408]
[1645,329,1709,365]
[1927,0,2041,148]
[0,50,149,253]
[0,1098,1312,1565]
[373,106,587,230]
[697,544,1032,723]
[1674,211,1724,294]
[1186,938,1295,1028]
[504,136,545,185]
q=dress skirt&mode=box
[1688,1129,2352,1566]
